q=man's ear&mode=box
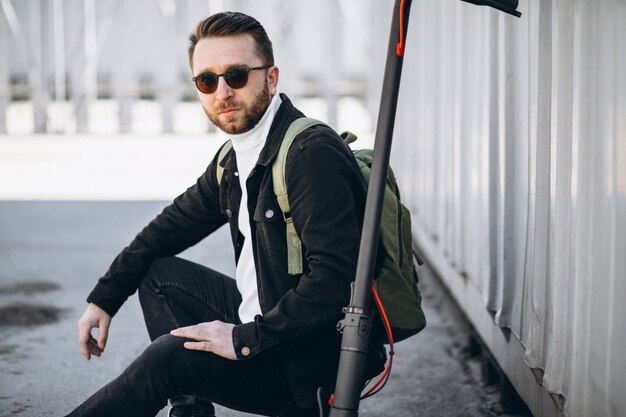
[268,66,279,95]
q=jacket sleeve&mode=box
[232,138,363,359]
[87,156,226,317]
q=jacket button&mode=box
[265,209,274,219]
[226,209,233,218]
[241,347,251,357]
[234,172,239,177]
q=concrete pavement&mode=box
[0,201,530,417]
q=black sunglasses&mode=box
[192,65,271,94]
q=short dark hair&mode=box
[188,11,274,69]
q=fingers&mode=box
[78,321,93,360]
[170,322,236,360]
[170,324,206,341]
[170,326,212,352]
[78,326,104,360]
[182,341,212,351]
[97,318,110,350]
[182,339,236,360]
[86,335,103,357]
[77,303,112,360]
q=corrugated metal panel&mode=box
[388,0,626,416]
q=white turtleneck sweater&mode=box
[219,93,282,323]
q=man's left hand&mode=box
[170,321,236,360]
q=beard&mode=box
[204,82,272,135]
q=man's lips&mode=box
[219,108,239,116]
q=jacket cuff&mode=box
[232,322,258,359]
[86,282,127,317]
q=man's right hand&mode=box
[77,303,112,360]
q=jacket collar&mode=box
[256,93,301,167]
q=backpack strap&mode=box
[216,140,233,186]
[272,117,325,275]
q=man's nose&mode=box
[214,77,233,100]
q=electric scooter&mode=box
[325,1,521,416]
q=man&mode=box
[66,11,385,417]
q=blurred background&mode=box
[0,0,380,136]
[0,0,379,200]
[1,1,625,417]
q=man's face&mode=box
[192,34,279,135]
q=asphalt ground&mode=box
[0,201,532,417]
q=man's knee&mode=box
[128,334,189,379]
[146,333,185,358]
[146,256,180,280]
[119,334,203,405]
[138,256,178,297]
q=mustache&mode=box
[215,102,241,113]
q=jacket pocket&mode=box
[253,197,282,223]
[252,196,289,276]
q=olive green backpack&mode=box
[216,118,426,342]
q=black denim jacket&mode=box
[87,95,384,407]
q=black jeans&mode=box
[66,257,315,417]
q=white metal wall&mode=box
[387,0,626,416]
